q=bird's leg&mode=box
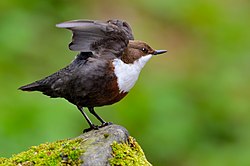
[88,107,112,127]
[87,107,106,124]
[77,106,98,132]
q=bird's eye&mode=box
[141,48,148,53]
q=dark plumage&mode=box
[19,19,167,132]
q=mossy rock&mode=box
[0,124,152,166]
[110,136,152,166]
[0,139,84,165]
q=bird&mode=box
[19,19,167,132]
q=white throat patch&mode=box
[112,54,153,93]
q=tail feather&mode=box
[19,82,42,91]
[19,81,58,98]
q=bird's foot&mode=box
[83,124,99,133]
[83,122,112,132]
[100,122,113,128]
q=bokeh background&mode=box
[1,0,250,165]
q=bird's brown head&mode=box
[121,40,167,64]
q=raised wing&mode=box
[56,19,134,57]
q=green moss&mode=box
[104,133,110,139]
[0,139,84,166]
[109,136,152,166]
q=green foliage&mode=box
[0,139,84,165]
[110,136,151,166]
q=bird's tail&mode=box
[18,82,42,91]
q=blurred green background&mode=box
[0,0,250,165]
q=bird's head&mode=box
[121,40,167,64]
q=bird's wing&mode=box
[56,19,134,57]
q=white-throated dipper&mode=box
[19,19,167,132]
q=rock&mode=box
[77,124,130,166]
[0,124,152,166]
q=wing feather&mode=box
[56,19,134,57]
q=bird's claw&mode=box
[83,124,99,133]
[100,122,113,128]
[83,122,112,132]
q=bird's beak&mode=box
[153,50,167,55]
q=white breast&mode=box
[112,54,153,93]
